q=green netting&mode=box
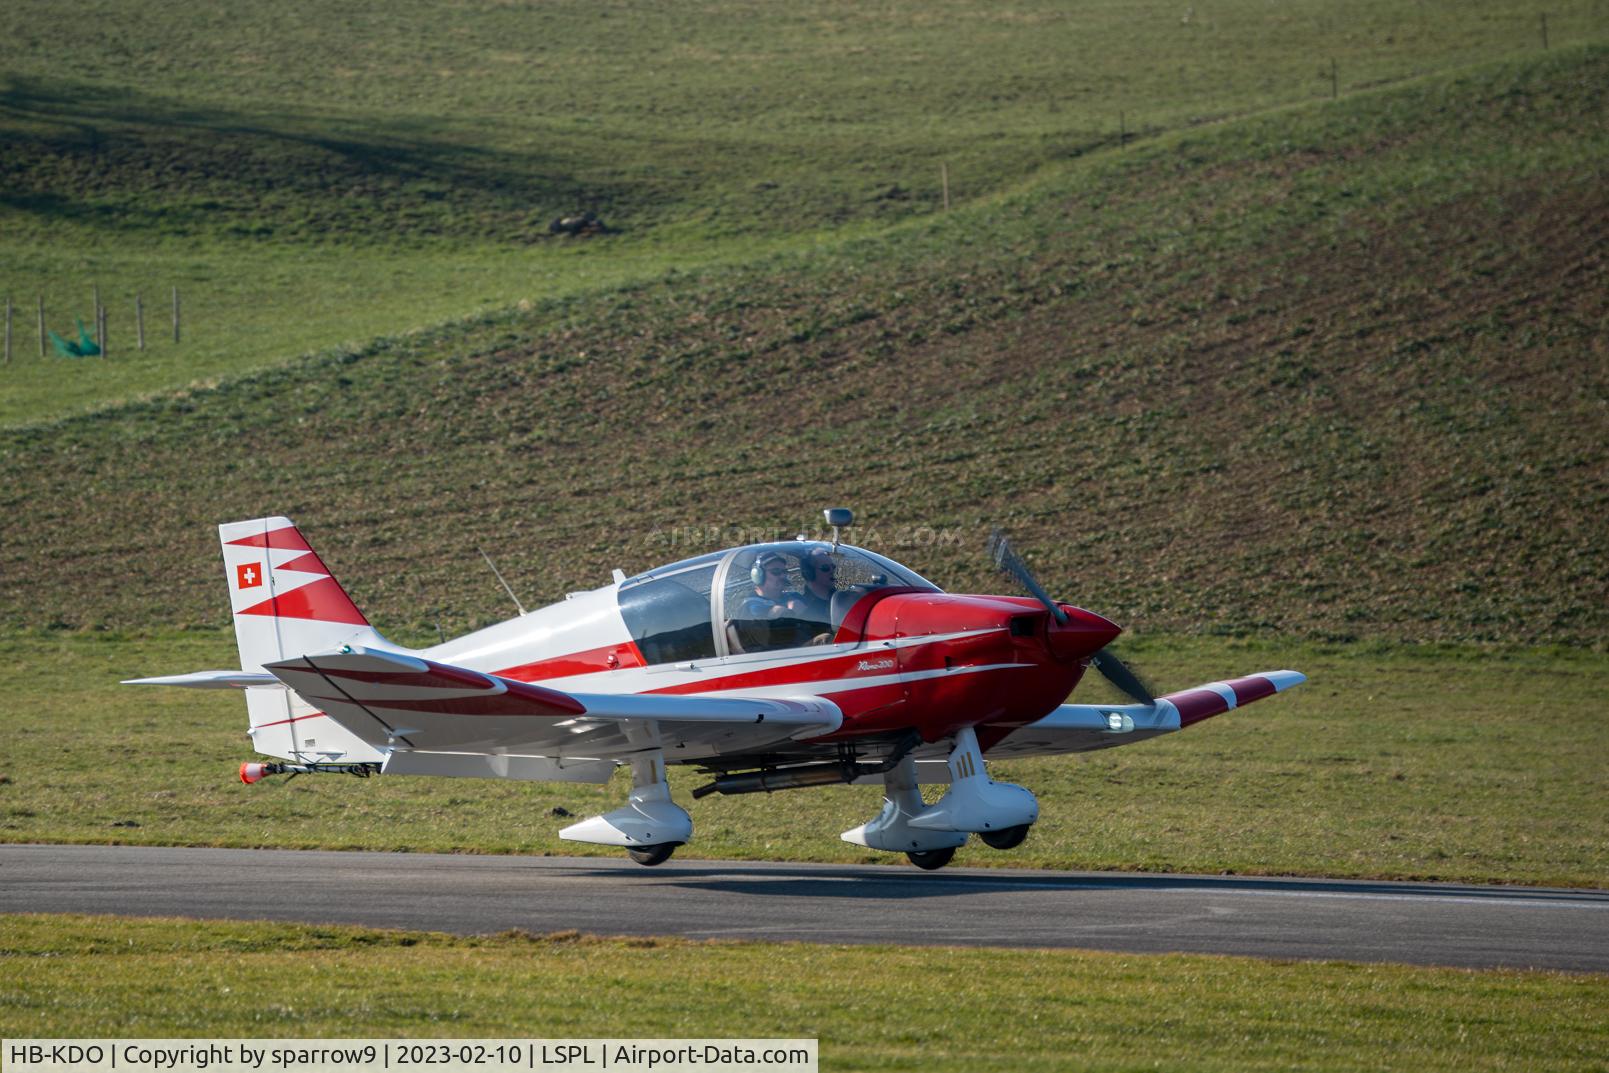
[49,318,101,358]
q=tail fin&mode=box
[220,516,386,673]
[219,516,394,764]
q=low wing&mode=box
[985,670,1306,759]
[261,646,842,762]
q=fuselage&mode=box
[422,541,1120,744]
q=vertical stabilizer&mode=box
[219,516,393,763]
[220,516,384,671]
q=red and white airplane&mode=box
[128,509,1303,869]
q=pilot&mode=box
[741,552,793,621]
[787,547,837,638]
[727,552,795,653]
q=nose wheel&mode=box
[905,847,956,870]
[627,843,679,867]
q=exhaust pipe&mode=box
[238,761,380,784]
[693,731,921,799]
[692,762,859,798]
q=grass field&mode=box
[3,629,1602,887]
[3,915,1605,1071]
[5,45,1606,648]
[3,0,1606,425]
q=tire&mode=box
[627,844,677,866]
[979,824,1030,850]
[905,847,956,871]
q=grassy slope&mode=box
[4,630,1603,887]
[2,0,1605,426]
[2,48,1605,646]
[3,916,1605,1071]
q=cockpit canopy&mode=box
[616,542,940,665]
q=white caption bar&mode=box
[3,1040,817,1073]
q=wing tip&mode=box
[1263,669,1306,691]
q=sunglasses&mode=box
[764,567,788,577]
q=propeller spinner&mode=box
[985,527,1155,706]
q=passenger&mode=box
[788,547,837,640]
[728,552,794,653]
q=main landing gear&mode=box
[628,844,678,867]
[843,727,1039,870]
[559,739,691,867]
[979,824,1031,850]
[906,847,957,871]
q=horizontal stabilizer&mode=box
[123,670,281,690]
[265,647,589,726]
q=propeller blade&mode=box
[1091,649,1155,707]
[986,528,1067,625]
[986,527,1155,705]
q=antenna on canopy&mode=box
[823,507,853,550]
[478,547,528,616]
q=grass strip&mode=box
[2,914,1604,1071]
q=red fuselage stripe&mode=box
[497,642,646,681]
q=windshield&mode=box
[720,542,939,654]
[618,543,939,663]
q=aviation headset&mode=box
[750,552,788,588]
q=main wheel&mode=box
[979,824,1031,850]
[628,844,677,866]
[905,847,956,871]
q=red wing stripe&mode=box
[1167,689,1230,728]
[226,527,313,552]
[316,663,496,691]
[469,677,585,715]
[1227,676,1277,706]
[298,686,583,718]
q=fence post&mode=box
[172,286,180,344]
[4,297,11,364]
[1330,59,1338,99]
[941,162,950,211]
[38,296,45,358]
[136,293,145,350]
[101,301,108,359]
[1540,12,1549,49]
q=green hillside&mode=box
[2,46,1605,645]
[3,0,1604,425]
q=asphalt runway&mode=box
[3,844,1605,972]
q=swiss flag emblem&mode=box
[236,562,264,589]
